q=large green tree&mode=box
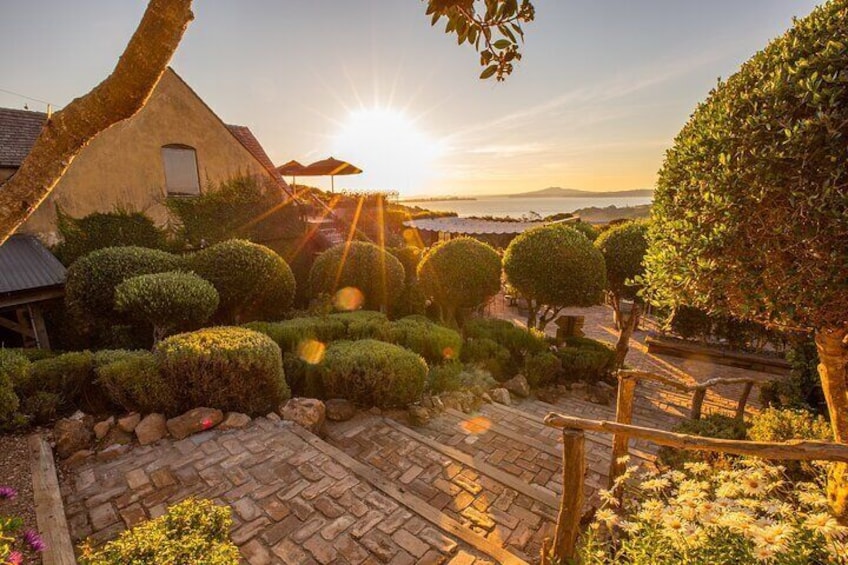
[0,0,534,244]
[643,0,848,519]
[504,224,607,331]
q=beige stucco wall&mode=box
[19,69,269,243]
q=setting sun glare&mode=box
[331,107,443,196]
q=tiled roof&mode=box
[0,235,66,295]
[226,124,295,198]
[0,108,46,168]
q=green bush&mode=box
[156,327,288,415]
[658,414,748,469]
[761,339,825,412]
[188,240,296,323]
[53,208,169,266]
[464,318,549,361]
[309,242,405,311]
[19,352,97,413]
[0,355,21,427]
[556,337,615,383]
[79,497,239,565]
[94,350,177,415]
[571,221,600,241]
[21,391,61,426]
[388,246,423,282]
[282,353,325,398]
[594,221,648,302]
[386,316,462,364]
[504,224,606,330]
[0,349,30,388]
[417,237,501,326]
[461,338,512,380]
[320,340,427,408]
[524,351,562,388]
[330,311,391,340]
[115,271,219,343]
[427,362,465,394]
[393,280,427,318]
[748,407,832,481]
[65,246,182,329]
[669,305,712,341]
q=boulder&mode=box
[118,413,141,433]
[480,392,493,404]
[266,412,281,422]
[503,374,531,398]
[54,413,94,459]
[325,399,356,422]
[135,414,168,445]
[65,449,94,467]
[280,398,326,435]
[407,405,431,427]
[166,408,223,440]
[93,417,114,440]
[490,388,511,406]
[431,396,445,412]
[102,426,134,448]
[219,412,251,430]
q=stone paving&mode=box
[62,419,492,565]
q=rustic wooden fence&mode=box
[539,369,848,564]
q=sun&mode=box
[331,107,442,195]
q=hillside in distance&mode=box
[508,187,654,198]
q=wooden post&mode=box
[609,375,636,491]
[735,381,754,422]
[552,429,585,562]
[690,388,706,420]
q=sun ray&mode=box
[333,195,366,293]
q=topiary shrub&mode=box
[464,318,549,361]
[461,338,512,380]
[504,224,606,330]
[389,246,423,282]
[524,351,562,388]
[427,362,465,394]
[417,237,501,327]
[94,350,177,415]
[115,271,219,343]
[79,497,239,565]
[188,240,296,324]
[155,327,288,415]
[309,242,405,311]
[245,317,348,354]
[320,340,427,408]
[748,407,832,481]
[329,311,391,340]
[19,352,98,414]
[556,337,615,383]
[657,414,748,470]
[53,208,169,266]
[386,316,462,364]
[65,246,183,332]
[571,221,599,241]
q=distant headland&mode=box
[507,187,654,198]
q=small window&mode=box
[161,145,200,195]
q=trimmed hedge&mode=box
[156,327,288,415]
[65,246,182,326]
[115,271,219,342]
[94,350,177,415]
[19,351,96,411]
[524,351,562,388]
[309,242,406,310]
[321,340,427,408]
[556,337,615,383]
[0,351,21,427]
[386,316,462,364]
[461,337,512,380]
[79,497,239,565]
[188,239,296,323]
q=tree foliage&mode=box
[504,225,606,330]
[309,241,406,311]
[643,0,848,332]
[595,221,648,302]
[114,271,219,343]
[426,0,535,81]
[417,237,501,325]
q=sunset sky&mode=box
[0,0,821,196]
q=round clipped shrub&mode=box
[594,221,648,302]
[389,246,423,282]
[310,242,405,311]
[155,327,288,415]
[386,316,462,364]
[320,340,427,408]
[417,237,501,326]
[571,222,600,241]
[115,271,219,343]
[65,246,182,324]
[461,337,512,380]
[524,351,562,388]
[188,240,296,323]
[94,350,177,414]
[504,224,606,330]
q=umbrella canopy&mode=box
[277,160,307,176]
[301,157,362,177]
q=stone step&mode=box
[326,415,554,563]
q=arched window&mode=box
[161,144,200,195]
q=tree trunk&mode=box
[815,326,848,522]
[0,0,194,244]
[527,301,539,332]
[613,302,641,370]
[610,292,622,330]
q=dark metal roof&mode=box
[0,235,66,294]
[0,108,46,168]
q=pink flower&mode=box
[22,529,46,553]
[6,551,23,565]
[0,486,17,500]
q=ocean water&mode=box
[402,195,653,219]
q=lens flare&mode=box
[298,339,326,365]
[334,287,364,311]
[461,416,492,435]
[442,347,455,360]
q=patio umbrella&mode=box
[277,160,307,187]
[300,157,363,193]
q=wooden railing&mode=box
[540,413,848,564]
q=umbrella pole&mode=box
[331,176,335,194]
